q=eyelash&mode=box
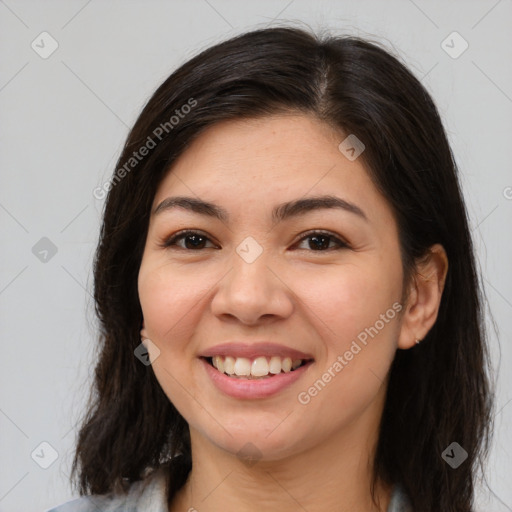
[160,229,350,252]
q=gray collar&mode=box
[387,483,413,512]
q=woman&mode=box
[48,26,493,512]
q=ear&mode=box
[397,243,449,349]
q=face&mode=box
[138,114,406,461]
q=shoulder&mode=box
[387,484,413,512]
[45,467,170,512]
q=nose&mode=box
[210,246,294,326]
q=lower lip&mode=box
[201,358,313,399]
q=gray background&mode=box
[0,1,511,511]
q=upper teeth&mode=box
[211,356,304,377]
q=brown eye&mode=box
[294,231,349,251]
[162,230,216,250]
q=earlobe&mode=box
[397,244,448,350]
[140,320,148,342]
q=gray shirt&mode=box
[45,467,412,512]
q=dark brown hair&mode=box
[71,26,494,511]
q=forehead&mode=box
[152,114,391,227]
[168,114,344,175]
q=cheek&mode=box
[294,262,402,347]
[293,267,401,424]
[138,262,207,410]
[138,261,208,341]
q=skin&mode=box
[138,114,448,512]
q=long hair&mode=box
[71,26,494,512]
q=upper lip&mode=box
[200,342,314,361]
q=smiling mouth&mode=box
[202,355,313,379]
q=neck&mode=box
[170,390,391,512]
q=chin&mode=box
[196,420,308,462]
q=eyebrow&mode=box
[152,195,368,223]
